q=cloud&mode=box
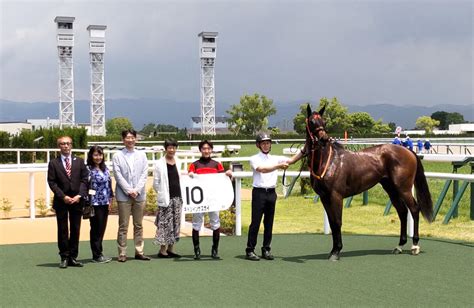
[0,0,472,107]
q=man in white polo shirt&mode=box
[246,133,289,261]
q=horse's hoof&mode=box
[392,247,403,254]
[328,253,340,261]
[411,245,420,255]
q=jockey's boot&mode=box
[211,229,220,259]
[192,229,200,260]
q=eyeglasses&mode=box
[59,142,72,146]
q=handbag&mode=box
[83,166,95,219]
[83,200,95,219]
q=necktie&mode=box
[65,157,71,177]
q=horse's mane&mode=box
[332,141,344,150]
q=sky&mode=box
[0,0,472,107]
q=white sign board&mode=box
[180,173,234,213]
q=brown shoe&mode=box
[118,255,127,262]
[135,254,151,261]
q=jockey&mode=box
[188,140,232,260]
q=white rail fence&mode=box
[1,165,472,236]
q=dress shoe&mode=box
[118,255,127,262]
[68,258,84,267]
[135,254,151,261]
[246,251,260,261]
[194,246,201,260]
[157,252,171,258]
[211,247,220,260]
[166,250,182,258]
[92,256,112,264]
[59,259,68,269]
[261,249,274,260]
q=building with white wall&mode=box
[0,122,32,135]
[26,118,60,130]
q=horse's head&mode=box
[306,104,329,147]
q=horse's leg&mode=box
[381,179,407,254]
[321,194,343,261]
[400,190,421,255]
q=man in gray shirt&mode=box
[112,129,150,262]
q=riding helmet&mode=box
[256,133,272,143]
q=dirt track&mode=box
[0,172,251,245]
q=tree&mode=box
[155,124,179,132]
[292,103,310,134]
[388,122,396,132]
[226,93,276,135]
[373,120,392,134]
[317,97,350,133]
[106,117,133,136]
[415,116,440,134]
[268,126,281,134]
[348,112,375,135]
[431,111,449,129]
[446,112,465,127]
[140,123,156,137]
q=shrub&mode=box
[109,198,118,215]
[220,149,232,170]
[219,207,236,235]
[1,198,13,218]
[24,198,31,209]
[24,198,52,217]
[35,198,50,217]
[145,187,157,215]
[299,177,311,195]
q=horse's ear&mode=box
[318,104,326,117]
[306,104,312,118]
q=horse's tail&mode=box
[413,154,434,222]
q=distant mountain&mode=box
[0,98,472,130]
[272,101,473,130]
[0,98,198,129]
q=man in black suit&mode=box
[47,136,89,269]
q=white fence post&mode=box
[45,172,51,209]
[407,212,414,238]
[408,186,415,237]
[235,177,242,236]
[29,172,35,220]
[323,209,331,234]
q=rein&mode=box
[309,144,332,180]
[281,143,307,187]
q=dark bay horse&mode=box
[304,105,433,261]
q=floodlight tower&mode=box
[198,32,218,135]
[54,16,75,128]
[87,25,107,136]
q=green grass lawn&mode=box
[1,235,473,307]
[239,195,473,243]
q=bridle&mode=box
[305,113,333,180]
[305,114,325,145]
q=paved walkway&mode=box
[0,215,213,245]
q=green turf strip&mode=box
[1,234,473,307]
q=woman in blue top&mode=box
[87,145,114,263]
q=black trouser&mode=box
[246,188,277,253]
[55,204,83,260]
[89,205,109,259]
